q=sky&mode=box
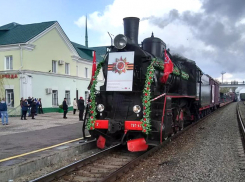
[0,0,245,82]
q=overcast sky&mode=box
[1,0,245,82]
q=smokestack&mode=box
[123,17,139,45]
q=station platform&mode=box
[0,112,94,182]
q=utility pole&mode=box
[221,71,226,83]
[85,15,88,48]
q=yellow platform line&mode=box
[0,135,91,163]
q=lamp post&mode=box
[221,71,226,83]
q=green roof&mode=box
[0,21,56,45]
[90,46,110,62]
[71,41,94,61]
[0,21,109,62]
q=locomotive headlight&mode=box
[97,104,105,112]
[133,105,141,113]
[114,34,127,49]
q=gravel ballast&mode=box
[120,102,245,182]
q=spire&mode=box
[85,15,88,48]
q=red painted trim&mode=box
[220,101,232,107]
[191,115,194,120]
[97,135,106,149]
[199,105,210,111]
[179,110,184,121]
[125,121,142,131]
[160,96,167,144]
[94,120,109,129]
[127,138,148,152]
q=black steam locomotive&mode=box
[83,17,233,152]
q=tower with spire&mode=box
[85,15,88,47]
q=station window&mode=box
[5,89,14,107]
[85,91,89,105]
[76,65,78,76]
[85,67,88,78]
[65,91,70,105]
[52,60,57,73]
[52,90,58,106]
[65,63,70,75]
[5,56,13,70]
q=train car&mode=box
[235,87,243,100]
[83,17,231,152]
[239,89,245,101]
[228,92,237,102]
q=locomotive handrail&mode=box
[150,93,166,102]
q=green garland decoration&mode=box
[153,59,189,80]
[141,58,190,134]
[141,59,158,134]
[87,60,105,130]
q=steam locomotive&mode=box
[84,17,234,152]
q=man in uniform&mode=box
[78,97,85,121]
[62,98,68,119]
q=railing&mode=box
[8,105,21,116]
[220,82,245,85]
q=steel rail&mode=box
[31,103,231,182]
[29,143,121,182]
[237,103,245,140]
[102,106,220,182]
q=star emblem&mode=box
[113,57,129,74]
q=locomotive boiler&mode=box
[83,17,231,152]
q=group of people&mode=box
[20,97,43,120]
[1,95,85,125]
[62,97,84,120]
[0,98,9,125]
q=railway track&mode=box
[30,105,227,182]
[237,102,245,142]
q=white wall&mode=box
[31,73,104,108]
[21,74,33,99]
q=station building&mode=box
[0,21,107,115]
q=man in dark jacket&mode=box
[27,97,32,117]
[63,98,68,119]
[21,99,29,120]
[0,98,8,125]
[31,99,36,119]
[78,97,85,121]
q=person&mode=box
[73,98,77,114]
[38,98,44,114]
[63,98,68,119]
[0,98,1,119]
[0,98,9,125]
[35,98,39,115]
[21,99,29,120]
[20,97,23,115]
[78,97,84,121]
[31,99,36,119]
[27,97,32,117]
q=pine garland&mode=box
[140,59,156,134]
[87,60,105,130]
[153,59,189,80]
